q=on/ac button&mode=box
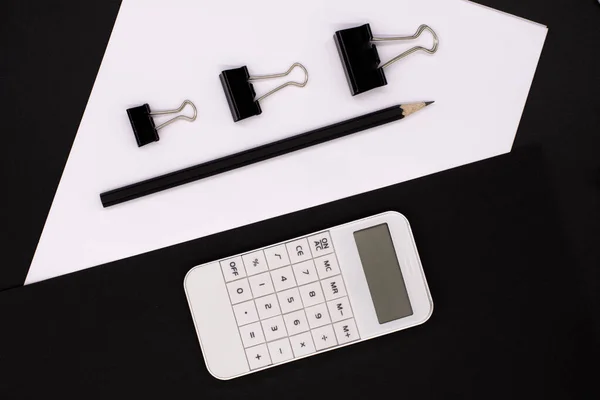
[308,231,334,257]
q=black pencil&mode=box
[100,101,434,208]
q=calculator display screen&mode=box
[353,224,413,324]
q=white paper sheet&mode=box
[25,0,547,284]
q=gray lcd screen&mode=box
[353,223,413,324]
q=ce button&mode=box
[285,238,312,264]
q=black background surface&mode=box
[1,0,599,398]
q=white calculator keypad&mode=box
[221,231,360,370]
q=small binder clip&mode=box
[126,100,197,147]
[334,24,439,96]
[219,62,309,122]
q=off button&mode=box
[220,256,246,282]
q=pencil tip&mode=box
[400,101,435,117]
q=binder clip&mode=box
[219,62,309,122]
[126,100,197,147]
[334,24,439,96]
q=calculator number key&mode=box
[292,260,318,285]
[305,303,331,329]
[320,276,347,301]
[326,296,353,323]
[314,254,340,279]
[285,238,312,264]
[299,281,325,307]
[268,338,294,364]
[271,266,297,292]
[254,294,281,320]
[246,343,271,370]
[277,287,303,314]
[226,279,252,304]
[248,272,274,298]
[242,250,268,276]
[311,324,337,351]
[220,256,246,282]
[233,300,259,326]
[261,315,287,342]
[283,309,309,336]
[264,244,291,270]
[239,322,265,348]
[308,231,334,257]
[333,318,359,345]
[289,332,316,358]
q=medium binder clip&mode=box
[334,24,439,96]
[219,63,309,122]
[126,100,197,147]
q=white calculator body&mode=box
[184,212,433,380]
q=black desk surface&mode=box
[1,1,599,398]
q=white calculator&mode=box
[184,212,433,380]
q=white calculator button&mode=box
[326,296,353,323]
[305,303,332,329]
[292,260,318,286]
[283,309,309,336]
[248,272,274,298]
[285,238,312,264]
[333,318,359,345]
[233,300,259,326]
[246,343,271,370]
[270,266,297,292]
[289,332,316,358]
[227,279,252,304]
[320,275,347,301]
[239,322,265,348]
[242,250,269,276]
[308,231,334,257]
[261,315,287,342]
[313,254,340,280]
[264,244,291,270]
[299,281,325,307]
[220,256,246,282]
[254,293,281,320]
[267,338,293,364]
[311,324,337,351]
[277,287,303,314]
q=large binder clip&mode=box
[220,62,309,122]
[334,24,439,96]
[126,100,197,147]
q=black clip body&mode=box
[219,63,309,123]
[335,24,387,96]
[127,104,159,147]
[126,100,197,147]
[335,24,439,96]
[220,66,262,122]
